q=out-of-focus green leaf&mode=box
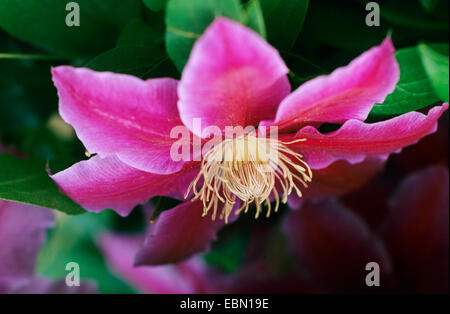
[266,226,296,275]
[37,212,136,294]
[86,46,167,78]
[0,32,83,161]
[0,154,86,215]
[301,0,386,51]
[116,19,163,47]
[0,0,142,58]
[165,0,243,72]
[420,0,440,13]
[419,43,449,102]
[143,0,167,12]
[283,50,327,89]
[0,59,56,135]
[259,0,309,51]
[143,5,166,33]
[0,53,66,60]
[204,227,249,273]
[370,46,440,117]
[242,0,267,39]
[380,0,448,31]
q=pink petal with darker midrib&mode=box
[52,66,191,175]
[178,17,290,137]
[261,38,399,133]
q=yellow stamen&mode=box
[185,134,312,222]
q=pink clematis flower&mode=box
[51,18,447,265]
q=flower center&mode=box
[185,134,312,222]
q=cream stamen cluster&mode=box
[185,134,312,222]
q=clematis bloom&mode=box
[51,17,447,265]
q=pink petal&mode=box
[285,104,448,169]
[135,200,237,265]
[51,155,200,217]
[380,166,449,293]
[261,38,399,132]
[178,17,290,137]
[283,199,392,292]
[99,234,214,294]
[52,66,189,175]
[388,117,449,173]
[0,200,54,293]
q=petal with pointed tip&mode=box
[51,155,200,217]
[285,104,448,169]
[261,38,399,132]
[178,17,290,137]
[135,200,238,265]
[52,66,190,175]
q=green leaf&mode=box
[86,46,168,78]
[0,154,86,215]
[116,18,163,47]
[301,1,386,51]
[370,46,440,117]
[242,0,267,38]
[419,0,440,13]
[380,0,448,31]
[419,43,449,102]
[0,60,57,136]
[0,34,84,161]
[37,212,136,294]
[0,53,66,61]
[143,0,167,11]
[259,0,309,51]
[86,19,177,79]
[165,0,243,72]
[0,0,142,58]
[203,227,249,273]
[282,50,327,89]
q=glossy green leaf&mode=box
[165,0,243,72]
[259,0,309,51]
[86,19,177,79]
[0,154,86,215]
[370,46,440,117]
[143,0,167,11]
[0,0,142,58]
[242,0,267,39]
[419,43,449,102]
